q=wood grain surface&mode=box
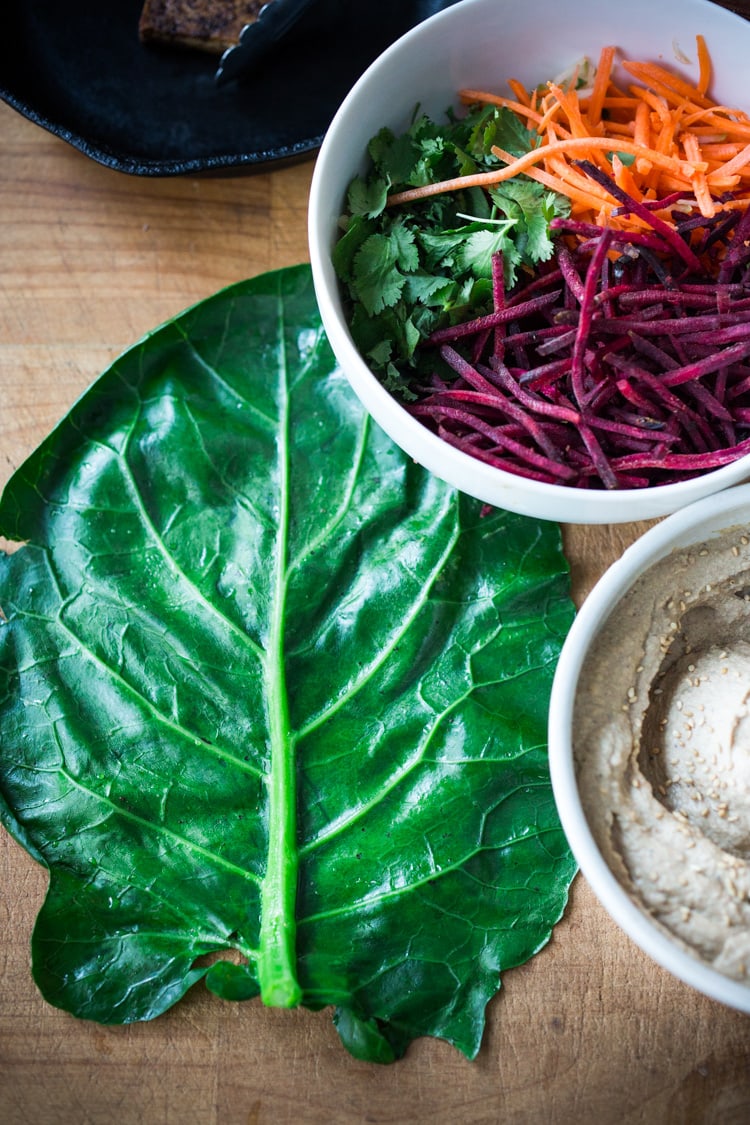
[1,71,750,1125]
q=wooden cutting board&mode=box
[1,58,750,1125]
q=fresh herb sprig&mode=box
[333,103,571,397]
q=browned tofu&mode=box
[139,0,270,54]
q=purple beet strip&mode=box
[403,178,750,490]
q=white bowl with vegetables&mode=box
[548,481,750,1010]
[308,0,750,523]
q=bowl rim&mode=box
[548,480,750,1011]
[308,0,750,524]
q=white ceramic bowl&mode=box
[308,0,750,524]
[549,481,750,1011]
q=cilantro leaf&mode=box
[347,176,389,219]
[333,99,570,391]
[458,227,519,279]
[369,125,421,184]
[351,222,418,316]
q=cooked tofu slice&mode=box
[139,0,270,54]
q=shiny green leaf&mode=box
[0,265,576,1061]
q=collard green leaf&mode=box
[0,264,576,1061]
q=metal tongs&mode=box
[215,0,333,86]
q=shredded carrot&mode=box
[586,45,616,129]
[611,153,643,201]
[696,34,712,97]
[706,141,750,181]
[545,154,618,203]
[701,142,746,160]
[682,108,750,142]
[621,60,714,111]
[536,97,566,135]
[633,100,654,176]
[547,83,591,140]
[506,78,532,107]
[387,36,750,234]
[458,89,542,127]
[491,149,613,214]
[387,137,705,207]
[630,85,671,123]
[683,132,716,217]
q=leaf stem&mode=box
[257,708,301,1007]
[257,303,302,1009]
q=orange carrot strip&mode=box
[630,85,671,121]
[546,82,590,138]
[683,102,750,124]
[652,119,674,159]
[696,34,711,97]
[621,60,713,110]
[536,98,566,135]
[698,117,750,142]
[657,173,701,192]
[630,89,673,172]
[458,89,543,125]
[611,153,644,201]
[587,45,616,129]
[653,99,686,157]
[700,142,747,160]
[680,107,750,138]
[599,121,638,137]
[545,120,574,145]
[683,132,715,217]
[507,78,532,107]
[706,141,750,181]
[590,96,644,111]
[546,155,617,200]
[705,176,743,189]
[545,124,610,172]
[492,154,612,214]
[633,100,654,175]
[386,137,706,207]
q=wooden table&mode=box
[1,92,749,1125]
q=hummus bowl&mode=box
[308,0,750,524]
[549,481,750,1011]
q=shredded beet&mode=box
[408,172,750,490]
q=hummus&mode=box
[573,525,750,983]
